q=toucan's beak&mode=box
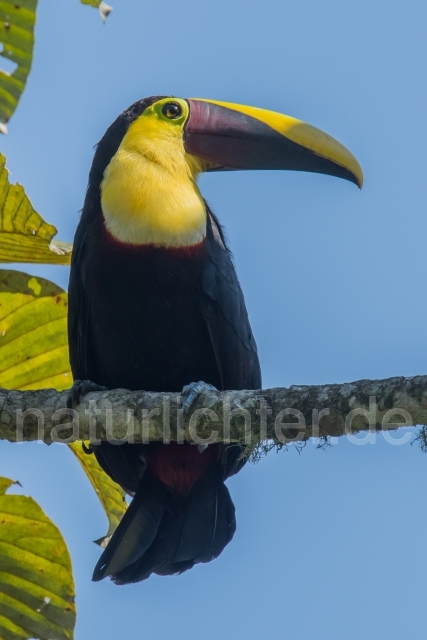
[185,99,363,188]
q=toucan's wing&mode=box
[68,218,92,381]
[198,208,261,393]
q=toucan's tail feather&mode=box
[92,477,165,582]
[112,508,183,584]
[93,470,237,585]
[175,471,235,565]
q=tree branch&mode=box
[0,375,426,450]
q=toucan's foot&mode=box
[66,379,108,410]
[181,380,218,413]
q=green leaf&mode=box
[0,269,126,542]
[0,477,76,640]
[80,0,113,22]
[68,443,127,547]
[0,0,37,133]
[0,268,125,548]
[0,270,71,391]
[0,477,16,495]
[0,154,72,265]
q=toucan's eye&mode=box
[162,102,182,119]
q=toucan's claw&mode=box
[181,380,218,413]
[66,379,108,409]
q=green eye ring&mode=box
[162,102,182,119]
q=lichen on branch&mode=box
[0,375,426,451]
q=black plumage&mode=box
[68,97,261,583]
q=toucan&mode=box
[68,96,362,584]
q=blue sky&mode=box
[2,0,427,637]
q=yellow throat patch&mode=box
[101,98,208,247]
